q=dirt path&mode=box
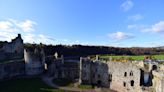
[41,76,99,92]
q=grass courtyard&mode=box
[0,78,69,92]
[53,78,93,89]
[99,54,164,61]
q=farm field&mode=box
[99,55,164,61]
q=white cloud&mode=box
[121,0,133,11]
[0,19,36,32]
[142,21,164,33]
[0,21,12,30]
[23,34,55,44]
[108,31,134,41]
[0,20,17,32]
[75,40,79,43]
[128,14,143,21]
[0,31,17,41]
[17,20,36,32]
[0,19,55,45]
[127,24,147,31]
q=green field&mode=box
[99,55,164,61]
[0,78,70,92]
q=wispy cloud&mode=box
[128,14,143,21]
[127,24,137,29]
[108,31,134,41]
[0,19,36,32]
[0,31,17,41]
[0,19,55,44]
[23,34,55,44]
[17,20,37,32]
[127,24,146,30]
[0,20,17,32]
[120,0,133,11]
[142,21,164,33]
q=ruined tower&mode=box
[24,47,45,75]
[2,34,24,54]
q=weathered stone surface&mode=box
[0,34,24,61]
[153,70,164,92]
[0,61,25,79]
[24,48,45,75]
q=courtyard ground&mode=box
[0,77,69,92]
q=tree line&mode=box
[39,44,164,57]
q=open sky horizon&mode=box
[0,0,164,47]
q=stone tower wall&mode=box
[24,48,45,75]
[107,62,141,92]
[0,61,25,79]
[2,34,23,54]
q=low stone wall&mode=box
[0,60,25,79]
[0,52,23,61]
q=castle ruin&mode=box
[0,34,164,92]
[24,48,45,75]
[0,34,24,61]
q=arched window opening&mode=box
[130,71,133,76]
[131,80,134,86]
[124,72,127,77]
[123,82,126,87]
[109,74,112,82]
[152,65,157,70]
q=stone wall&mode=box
[0,34,24,61]
[24,48,45,75]
[91,61,109,87]
[80,59,109,87]
[80,59,92,84]
[153,70,164,92]
[2,34,23,54]
[107,62,141,92]
[48,57,80,81]
[80,59,142,92]
[0,61,25,79]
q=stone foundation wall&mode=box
[48,58,80,80]
[0,61,25,79]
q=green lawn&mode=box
[78,84,93,89]
[99,55,164,61]
[0,78,70,92]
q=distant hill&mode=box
[24,43,164,57]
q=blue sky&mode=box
[0,0,164,47]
